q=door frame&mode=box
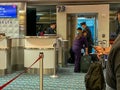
[57,4,109,46]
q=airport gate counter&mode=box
[0,36,11,76]
[24,36,58,75]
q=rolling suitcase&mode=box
[80,55,91,73]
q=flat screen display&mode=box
[0,5,17,18]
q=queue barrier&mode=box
[0,52,44,90]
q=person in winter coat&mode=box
[106,34,120,90]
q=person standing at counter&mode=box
[45,23,56,34]
[72,27,88,73]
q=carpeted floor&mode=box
[0,64,86,90]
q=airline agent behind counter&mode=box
[45,23,56,34]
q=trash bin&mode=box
[61,40,68,67]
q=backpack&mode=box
[85,61,106,90]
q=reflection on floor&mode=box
[0,64,86,90]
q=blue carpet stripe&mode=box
[0,65,86,90]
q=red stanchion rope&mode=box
[0,55,42,90]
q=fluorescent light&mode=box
[78,17,86,19]
[36,13,44,16]
[19,10,25,13]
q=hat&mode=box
[77,27,82,30]
[50,23,56,26]
[80,22,86,26]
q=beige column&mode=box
[57,12,67,39]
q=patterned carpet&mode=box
[0,64,86,90]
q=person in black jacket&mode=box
[45,23,56,34]
[106,9,120,90]
[106,35,120,90]
[80,22,94,54]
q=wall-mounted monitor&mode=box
[0,5,17,18]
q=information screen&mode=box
[0,5,17,18]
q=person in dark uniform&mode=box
[45,23,56,34]
[80,22,94,54]
[72,27,88,73]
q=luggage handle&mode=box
[82,52,89,56]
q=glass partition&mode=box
[27,5,56,36]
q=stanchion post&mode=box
[39,52,44,90]
[50,43,58,78]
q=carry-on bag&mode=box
[85,61,106,90]
[80,55,91,73]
